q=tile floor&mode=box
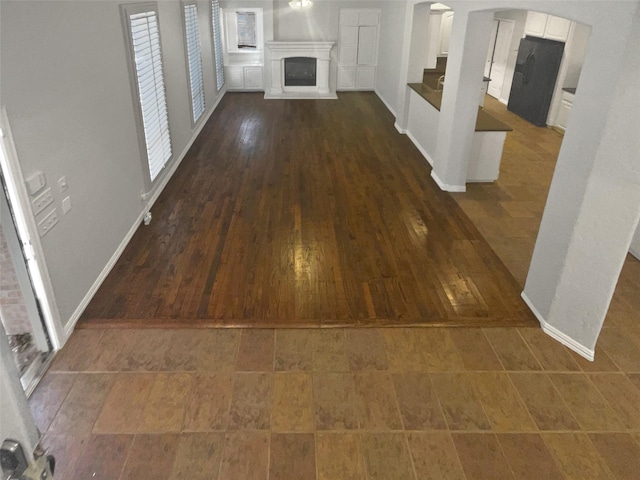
[30,325,640,480]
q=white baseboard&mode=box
[394,122,406,134]
[430,170,466,192]
[499,97,508,105]
[629,246,640,261]
[406,130,434,167]
[520,292,595,361]
[375,90,397,117]
[63,91,226,340]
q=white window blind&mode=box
[211,0,225,90]
[128,10,172,182]
[183,3,205,123]
[236,12,257,49]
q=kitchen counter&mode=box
[408,83,512,132]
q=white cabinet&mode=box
[337,9,380,91]
[225,65,263,90]
[556,90,574,131]
[525,12,571,42]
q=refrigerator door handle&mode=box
[523,53,535,85]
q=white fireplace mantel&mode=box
[265,41,336,99]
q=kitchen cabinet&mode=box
[524,12,571,42]
[337,8,380,90]
[225,65,263,90]
[439,11,454,55]
[556,89,574,131]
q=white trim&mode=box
[629,246,640,260]
[406,130,434,167]
[498,97,508,106]
[394,122,406,134]
[430,170,466,192]
[375,90,396,117]
[520,292,595,361]
[0,110,64,349]
[63,92,225,339]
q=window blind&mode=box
[236,12,257,48]
[129,10,172,182]
[184,3,205,124]
[211,1,225,90]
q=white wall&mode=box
[0,0,223,340]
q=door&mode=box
[487,20,514,100]
[484,20,499,78]
[1,176,53,394]
[357,26,377,66]
[338,9,380,91]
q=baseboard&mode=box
[520,292,595,361]
[405,130,434,167]
[499,97,508,105]
[394,122,406,134]
[63,91,226,340]
[430,170,466,192]
[375,90,397,117]
[629,246,640,261]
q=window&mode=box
[123,5,172,183]
[211,0,225,90]
[236,12,256,49]
[183,2,205,124]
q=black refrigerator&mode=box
[507,36,564,127]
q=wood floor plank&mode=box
[80,93,536,328]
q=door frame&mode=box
[0,108,64,350]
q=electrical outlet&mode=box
[37,209,59,237]
[32,188,54,215]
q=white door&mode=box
[439,11,454,55]
[357,26,377,66]
[485,20,499,78]
[487,20,514,99]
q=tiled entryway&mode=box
[31,326,640,479]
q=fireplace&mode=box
[285,57,317,86]
[265,41,336,99]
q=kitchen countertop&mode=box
[408,83,512,132]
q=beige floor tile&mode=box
[360,433,416,480]
[548,373,625,431]
[589,433,640,480]
[316,433,366,480]
[448,328,503,371]
[543,433,614,480]
[346,329,388,370]
[311,329,349,371]
[406,432,466,480]
[120,433,179,480]
[194,329,239,371]
[227,372,272,430]
[275,329,314,371]
[451,433,515,480]
[598,327,640,371]
[170,432,224,480]
[497,433,564,480]
[269,433,316,480]
[383,328,428,371]
[518,328,580,371]
[271,372,314,431]
[313,372,359,430]
[353,372,403,430]
[141,373,192,432]
[589,373,640,430]
[483,328,542,371]
[29,373,76,435]
[48,329,105,372]
[48,373,114,436]
[571,348,619,372]
[87,329,139,371]
[430,372,491,431]
[391,372,447,430]
[627,372,640,390]
[219,431,269,480]
[70,434,133,480]
[183,372,233,431]
[236,330,274,371]
[470,372,537,432]
[119,330,195,372]
[509,373,580,431]
[94,373,154,433]
[417,329,465,371]
[40,431,89,480]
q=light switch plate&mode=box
[32,188,54,215]
[62,196,71,214]
[37,209,59,237]
[26,171,46,195]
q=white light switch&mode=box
[58,176,68,193]
[32,188,54,215]
[62,196,72,215]
[26,171,46,195]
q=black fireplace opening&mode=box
[284,57,317,86]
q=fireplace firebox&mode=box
[284,57,317,86]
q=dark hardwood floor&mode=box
[80,92,535,328]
